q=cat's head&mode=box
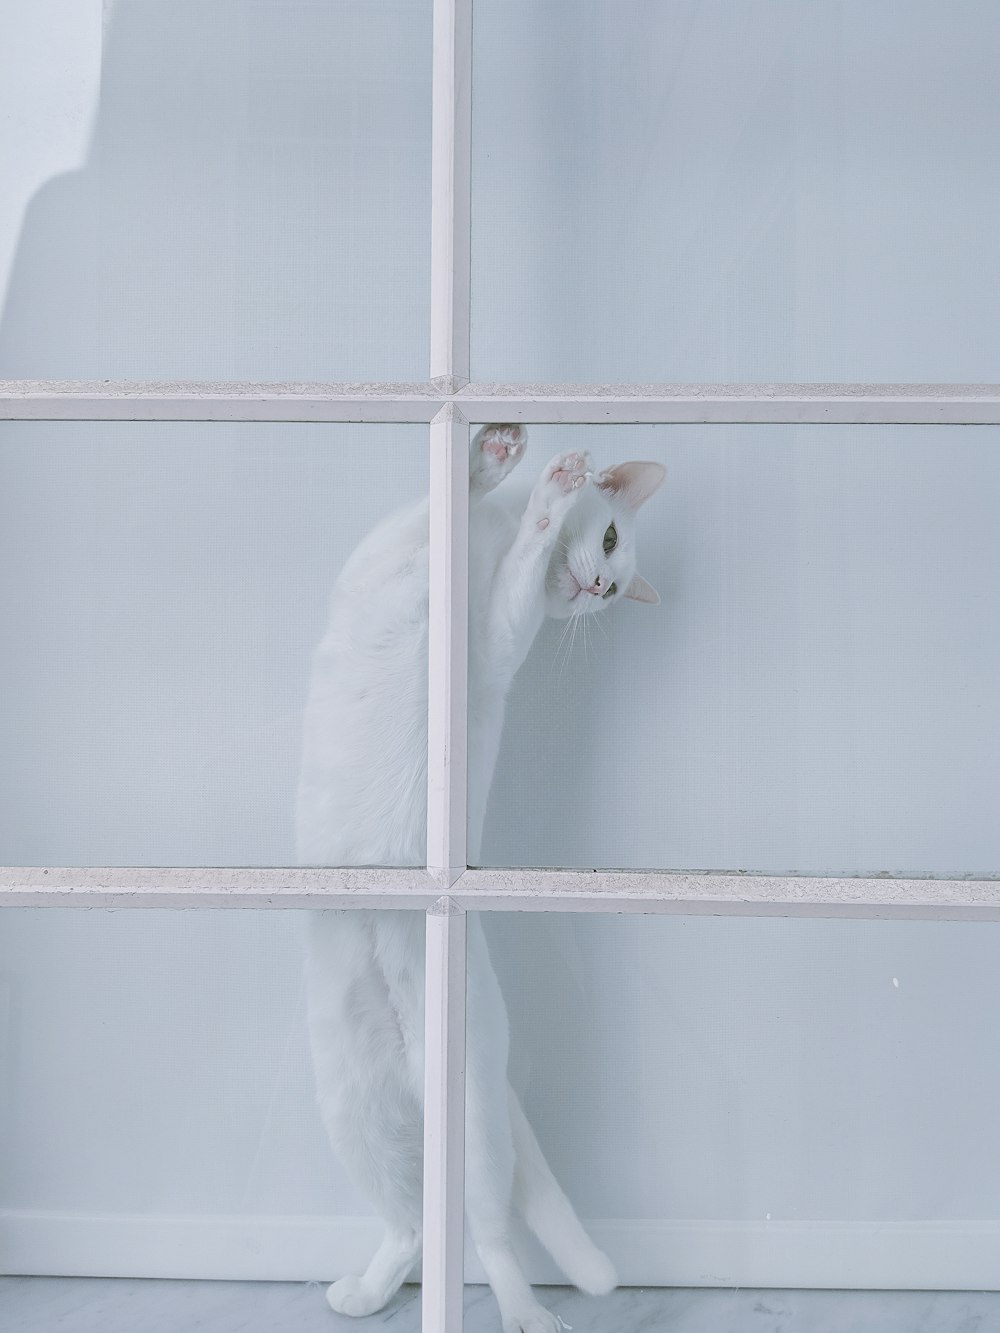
[545,461,665,619]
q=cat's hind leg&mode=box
[470,423,527,497]
[467,1104,564,1333]
[465,921,565,1333]
[325,1225,421,1317]
[305,912,423,1316]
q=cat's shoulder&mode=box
[338,495,430,588]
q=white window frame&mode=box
[1,1,999,1327]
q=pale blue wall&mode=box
[1,0,998,1286]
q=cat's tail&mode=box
[507,1084,618,1296]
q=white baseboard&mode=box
[2,1210,999,1290]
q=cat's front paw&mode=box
[544,450,590,496]
[471,423,527,494]
[527,449,591,529]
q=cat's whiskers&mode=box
[570,611,583,676]
[550,611,576,681]
[555,607,584,682]
[584,607,597,666]
[563,612,582,680]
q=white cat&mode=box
[297,425,664,1333]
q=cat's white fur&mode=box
[297,426,664,1333]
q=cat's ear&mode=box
[624,573,660,605]
[596,461,666,510]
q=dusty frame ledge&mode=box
[1,866,997,918]
[2,380,1000,424]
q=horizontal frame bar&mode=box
[3,381,1000,424]
[0,381,442,423]
[1,867,997,919]
[459,384,1000,426]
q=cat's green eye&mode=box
[602,581,617,599]
[603,522,618,554]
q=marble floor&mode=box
[3,1278,1000,1332]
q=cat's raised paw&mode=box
[527,449,591,526]
[471,423,527,494]
[326,1275,389,1318]
[545,450,590,496]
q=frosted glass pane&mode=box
[470,911,1000,1296]
[0,906,421,1325]
[470,425,1000,875]
[0,0,430,381]
[472,1,1000,382]
[0,424,426,866]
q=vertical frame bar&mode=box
[430,0,472,389]
[422,897,468,1333]
[427,0,472,1320]
[425,424,470,1329]
[427,403,470,885]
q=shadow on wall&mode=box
[0,0,431,383]
[0,0,434,868]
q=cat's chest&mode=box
[468,497,518,596]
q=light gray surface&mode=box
[3,1279,1000,1333]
